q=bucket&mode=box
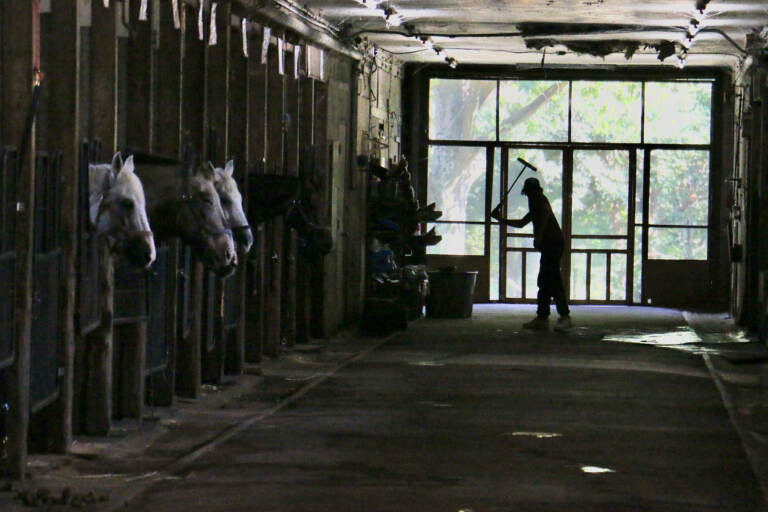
[426,270,478,318]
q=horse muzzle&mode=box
[233,226,253,255]
[123,232,156,269]
[207,233,237,276]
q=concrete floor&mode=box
[124,305,764,511]
[3,305,767,511]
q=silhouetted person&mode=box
[492,177,571,331]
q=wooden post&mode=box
[2,0,39,479]
[282,45,299,348]
[244,24,267,363]
[115,322,146,418]
[85,0,118,434]
[296,77,314,344]
[264,33,285,357]
[175,3,204,398]
[156,0,182,158]
[202,0,230,382]
[112,0,159,420]
[227,14,248,374]
[127,0,153,150]
[147,0,182,408]
[45,0,82,453]
[310,80,328,338]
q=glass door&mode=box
[498,148,635,304]
[569,149,634,303]
[499,147,564,302]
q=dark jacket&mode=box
[519,192,563,251]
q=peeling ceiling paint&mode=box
[294,0,768,67]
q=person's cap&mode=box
[521,177,542,195]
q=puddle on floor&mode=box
[503,431,562,439]
[409,361,445,367]
[603,327,702,346]
[580,465,615,474]
[602,325,758,356]
[419,400,453,408]
[602,327,719,355]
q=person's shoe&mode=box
[523,316,549,330]
[554,315,572,331]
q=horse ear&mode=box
[111,152,123,173]
[224,160,234,178]
[199,162,215,180]
[122,155,135,174]
[208,161,216,174]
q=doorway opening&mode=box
[424,76,714,307]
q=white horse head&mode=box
[210,160,253,255]
[89,153,156,268]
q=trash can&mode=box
[426,269,478,318]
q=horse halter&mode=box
[231,224,251,235]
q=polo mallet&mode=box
[491,157,538,217]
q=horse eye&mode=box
[220,197,232,207]
[120,198,134,210]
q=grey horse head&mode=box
[209,160,253,256]
[89,153,156,268]
[176,163,238,276]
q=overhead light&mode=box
[445,56,458,69]
[433,45,444,56]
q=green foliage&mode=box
[572,81,642,143]
[426,78,713,296]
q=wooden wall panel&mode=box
[264,36,285,356]
[244,25,267,363]
[41,0,81,453]
[2,0,39,479]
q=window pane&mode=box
[492,147,501,212]
[506,251,523,298]
[644,81,712,144]
[428,146,486,222]
[570,252,587,301]
[429,79,496,141]
[499,81,569,142]
[572,81,642,143]
[505,149,563,235]
[635,150,645,222]
[427,223,484,256]
[490,225,500,301]
[633,227,643,303]
[610,253,627,301]
[572,150,629,236]
[571,238,627,250]
[648,227,707,260]
[649,150,709,226]
[525,251,540,300]
[507,235,534,249]
[590,253,607,301]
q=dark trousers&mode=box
[537,245,569,318]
